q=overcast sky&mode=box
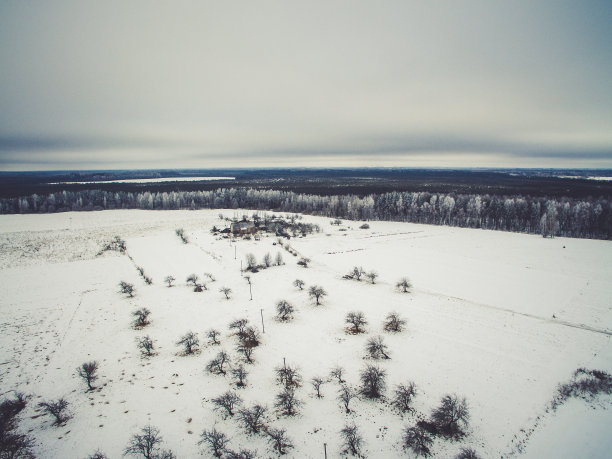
[1,1,611,171]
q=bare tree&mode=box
[365,336,390,359]
[137,335,155,357]
[455,448,481,459]
[266,428,293,455]
[204,272,216,282]
[383,312,406,333]
[176,331,199,355]
[207,329,221,345]
[232,365,248,388]
[276,300,295,322]
[366,271,378,284]
[311,377,325,398]
[211,391,242,418]
[198,428,229,458]
[237,404,268,434]
[124,425,174,459]
[225,448,257,459]
[360,364,386,399]
[274,387,302,416]
[346,311,367,334]
[275,364,302,389]
[132,308,151,328]
[402,425,433,457]
[349,266,365,281]
[164,275,175,287]
[236,341,255,364]
[0,393,34,458]
[275,252,284,266]
[219,287,232,300]
[338,385,357,413]
[38,398,69,425]
[293,279,305,290]
[392,382,417,414]
[86,449,108,459]
[207,351,230,375]
[396,278,412,293]
[77,361,99,391]
[119,281,135,297]
[308,285,327,305]
[330,366,346,384]
[340,424,364,457]
[175,228,189,244]
[431,394,470,437]
[245,253,257,270]
[229,318,249,337]
[263,252,272,267]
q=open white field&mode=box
[1,209,611,458]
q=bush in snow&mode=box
[396,277,412,293]
[175,228,188,244]
[124,424,175,459]
[402,425,433,457]
[297,257,310,268]
[207,329,221,345]
[211,391,242,418]
[232,365,248,388]
[345,311,367,334]
[293,279,305,290]
[86,450,108,459]
[132,308,151,328]
[311,377,325,398]
[219,287,232,299]
[308,285,327,305]
[229,318,249,337]
[77,361,99,391]
[237,404,268,434]
[338,384,357,413]
[38,398,70,426]
[275,364,302,389]
[344,266,365,281]
[266,428,293,455]
[274,387,302,416]
[0,393,34,459]
[359,223,370,229]
[430,394,470,437]
[137,335,155,357]
[275,300,295,322]
[330,365,346,384]
[176,331,199,355]
[275,252,284,266]
[207,351,230,375]
[263,252,272,268]
[225,448,257,459]
[392,382,417,414]
[245,253,257,271]
[455,447,481,459]
[383,312,406,333]
[365,270,378,284]
[360,364,386,399]
[552,368,612,409]
[164,275,175,287]
[119,281,135,297]
[365,336,390,359]
[340,424,364,457]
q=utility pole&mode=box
[260,308,265,333]
[324,443,327,459]
[234,245,237,260]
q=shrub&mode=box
[365,336,390,359]
[219,287,232,299]
[275,364,302,389]
[266,428,293,455]
[403,425,433,457]
[119,281,135,297]
[396,278,412,293]
[392,382,417,413]
[338,385,357,413]
[137,336,155,357]
[308,286,327,305]
[455,447,481,459]
[311,377,325,398]
[211,391,242,418]
[132,308,151,328]
[0,393,34,458]
[77,361,99,391]
[360,365,386,399]
[38,398,70,425]
[383,312,406,333]
[431,394,470,437]
[207,351,230,375]
[365,271,378,284]
[330,366,346,384]
[124,424,175,458]
[346,311,367,334]
[293,279,305,290]
[232,365,248,388]
[237,404,268,434]
[274,388,302,416]
[175,228,188,244]
[276,300,295,322]
[340,424,363,457]
[207,329,221,345]
[164,275,175,287]
[359,223,370,229]
[176,331,199,355]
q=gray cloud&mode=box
[1,1,611,170]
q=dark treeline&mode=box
[1,188,610,239]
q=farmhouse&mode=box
[230,221,257,235]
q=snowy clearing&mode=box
[0,209,611,458]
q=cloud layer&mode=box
[1,1,611,170]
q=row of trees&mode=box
[2,187,610,239]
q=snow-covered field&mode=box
[0,209,610,458]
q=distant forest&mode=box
[1,188,610,240]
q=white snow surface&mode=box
[0,209,611,458]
